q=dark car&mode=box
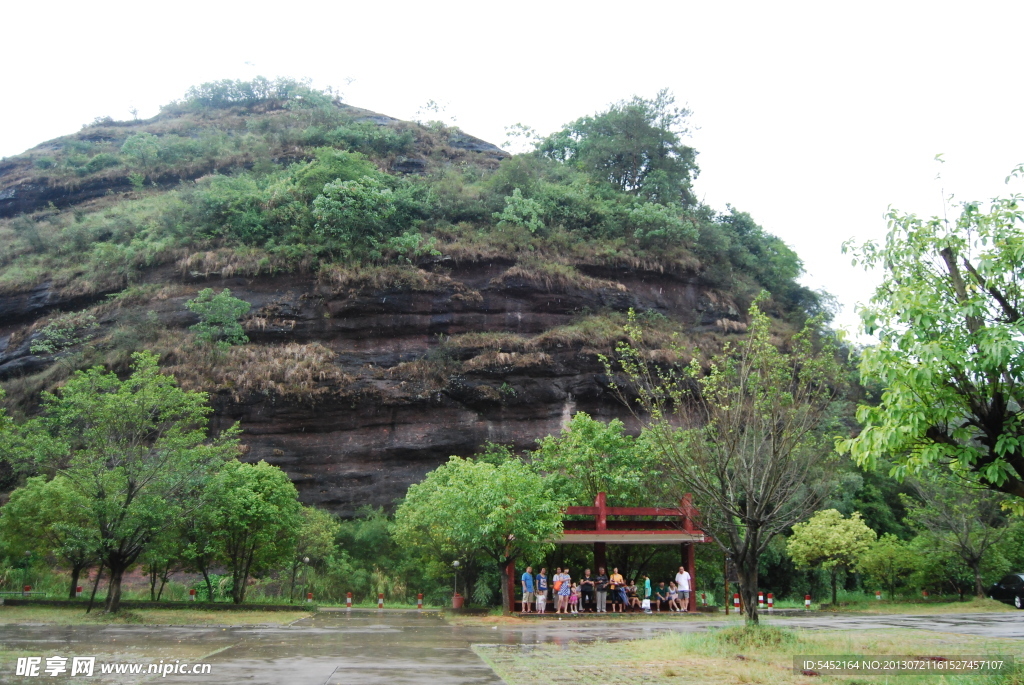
[989,574,1024,609]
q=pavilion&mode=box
[507,492,708,612]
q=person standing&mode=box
[521,566,534,613]
[557,567,572,613]
[609,567,625,612]
[580,569,595,613]
[643,574,653,614]
[595,567,609,613]
[675,565,692,613]
[536,567,548,614]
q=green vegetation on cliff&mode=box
[0,77,816,316]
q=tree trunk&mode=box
[201,567,214,602]
[737,562,760,624]
[289,561,299,603]
[499,559,513,614]
[105,565,126,613]
[86,564,104,614]
[971,562,985,599]
[150,566,158,601]
[831,568,839,606]
[68,565,84,600]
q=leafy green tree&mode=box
[0,475,100,599]
[178,501,219,603]
[120,132,161,179]
[787,509,877,605]
[539,89,698,204]
[289,506,341,602]
[209,460,302,604]
[312,175,398,251]
[840,180,1024,500]
[140,528,179,601]
[858,533,916,600]
[606,300,843,623]
[494,188,545,233]
[901,473,1007,597]
[12,352,239,612]
[185,288,251,347]
[532,412,666,506]
[393,456,564,612]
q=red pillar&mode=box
[686,541,696,611]
[595,492,607,572]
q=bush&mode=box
[185,288,251,346]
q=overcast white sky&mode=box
[3,1,1023,335]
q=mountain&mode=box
[0,78,819,514]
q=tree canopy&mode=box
[787,509,877,605]
[840,181,1024,500]
[393,456,564,612]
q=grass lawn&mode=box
[474,625,1024,685]
[0,605,311,625]
[825,597,1017,615]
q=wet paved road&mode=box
[0,609,1021,684]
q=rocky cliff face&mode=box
[0,259,742,516]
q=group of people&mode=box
[520,565,692,614]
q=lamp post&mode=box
[452,560,460,596]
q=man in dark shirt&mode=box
[594,567,610,613]
[580,569,595,613]
[653,582,669,612]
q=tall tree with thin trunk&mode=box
[604,298,843,623]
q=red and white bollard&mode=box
[346,592,352,609]
[75,586,83,598]
[189,588,196,602]
[733,593,740,610]
[804,594,811,609]
[306,592,313,603]
[758,591,764,609]
[417,593,423,609]
[922,590,928,600]
[767,593,774,612]
[876,590,882,601]
[377,593,384,609]
[700,592,707,607]
[22,585,31,597]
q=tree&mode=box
[393,456,564,613]
[532,412,667,507]
[539,89,698,205]
[859,533,916,600]
[312,175,398,250]
[787,509,877,605]
[185,288,251,347]
[209,460,301,604]
[606,300,843,623]
[901,473,1007,598]
[289,506,340,602]
[120,132,161,179]
[0,476,100,599]
[15,352,239,612]
[840,179,1024,500]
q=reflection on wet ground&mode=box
[0,609,1021,684]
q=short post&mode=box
[306,592,313,603]
[22,585,31,597]
[876,590,882,601]
[75,586,83,598]
[767,593,774,613]
[922,590,928,600]
[417,593,423,610]
[346,592,352,609]
[377,593,384,609]
[700,592,706,607]
[758,591,764,609]
[733,593,740,610]
[804,594,811,610]
[189,588,196,602]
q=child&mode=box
[569,583,580,614]
[536,567,548,614]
